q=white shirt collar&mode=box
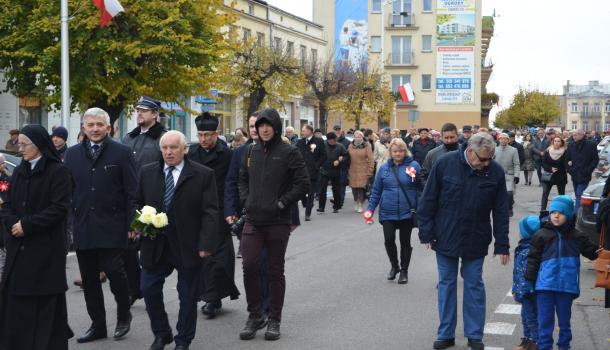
[30,156,42,170]
[164,160,184,173]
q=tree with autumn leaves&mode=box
[494,88,562,129]
[0,0,236,126]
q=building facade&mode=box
[314,0,485,131]
[561,80,610,132]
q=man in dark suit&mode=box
[188,113,239,319]
[296,124,326,221]
[137,131,219,350]
[64,108,137,343]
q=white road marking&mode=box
[484,322,516,335]
[485,347,504,350]
[506,290,513,297]
[67,252,76,257]
[495,304,522,315]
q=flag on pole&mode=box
[92,0,124,27]
[398,82,415,103]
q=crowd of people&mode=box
[0,103,608,350]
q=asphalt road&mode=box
[66,175,610,350]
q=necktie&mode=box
[163,166,175,210]
[91,144,100,157]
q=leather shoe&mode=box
[397,270,408,284]
[77,326,107,343]
[149,334,173,350]
[467,338,484,350]
[433,338,455,349]
[240,315,268,340]
[114,312,132,339]
[387,266,399,280]
[201,301,222,319]
[174,345,189,350]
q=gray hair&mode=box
[573,129,584,136]
[285,126,294,133]
[468,132,496,155]
[82,107,111,125]
[160,130,187,148]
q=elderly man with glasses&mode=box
[418,133,510,350]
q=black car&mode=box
[576,169,608,245]
[1,150,21,174]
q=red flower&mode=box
[0,180,9,192]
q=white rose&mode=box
[141,205,157,216]
[139,212,154,225]
[152,213,169,228]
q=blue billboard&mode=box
[335,0,368,71]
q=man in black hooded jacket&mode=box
[238,108,309,341]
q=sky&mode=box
[267,0,610,119]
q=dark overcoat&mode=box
[0,157,71,295]
[295,136,327,180]
[64,138,137,250]
[136,159,219,270]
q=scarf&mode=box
[547,146,565,161]
[351,140,366,149]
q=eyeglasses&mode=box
[473,150,492,163]
[17,142,33,149]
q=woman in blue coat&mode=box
[366,138,422,284]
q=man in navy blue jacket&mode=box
[64,108,137,343]
[565,129,599,213]
[418,133,510,350]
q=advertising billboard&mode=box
[335,0,368,71]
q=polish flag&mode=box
[399,82,415,103]
[92,0,124,27]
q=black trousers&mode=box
[126,243,142,298]
[541,182,566,211]
[319,174,341,210]
[382,220,413,271]
[76,249,130,327]
[302,174,319,217]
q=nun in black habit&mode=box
[0,125,72,350]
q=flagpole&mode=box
[60,0,70,129]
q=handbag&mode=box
[391,165,418,228]
[594,224,610,289]
[541,170,553,183]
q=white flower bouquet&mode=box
[130,205,168,240]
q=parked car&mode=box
[0,150,21,174]
[576,168,608,245]
[593,142,610,178]
[597,135,610,152]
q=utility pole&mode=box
[60,0,70,129]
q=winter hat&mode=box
[519,215,540,239]
[548,195,575,219]
[51,126,68,141]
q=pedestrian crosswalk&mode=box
[483,289,521,349]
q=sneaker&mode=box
[239,316,267,340]
[514,337,530,350]
[333,208,339,213]
[354,204,359,212]
[433,338,455,349]
[467,338,484,350]
[264,319,281,341]
[305,216,311,221]
[316,208,324,213]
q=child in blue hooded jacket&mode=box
[512,215,540,350]
[525,195,598,350]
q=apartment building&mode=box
[314,0,484,131]
[561,80,610,132]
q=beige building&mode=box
[314,0,485,132]
[560,80,610,132]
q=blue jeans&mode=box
[537,291,573,350]
[572,181,589,213]
[141,248,202,346]
[521,294,538,342]
[436,253,486,340]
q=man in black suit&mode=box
[64,108,137,343]
[137,130,219,350]
[188,112,239,319]
[296,124,326,221]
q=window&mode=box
[583,121,589,132]
[286,41,294,56]
[571,102,578,112]
[391,36,412,64]
[583,102,589,116]
[372,0,382,12]
[242,28,251,42]
[391,75,411,93]
[256,32,265,47]
[248,4,254,15]
[274,37,282,49]
[423,0,432,11]
[300,45,307,66]
[392,0,413,26]
[594,102,601,113]
[606,121,610,131]
[422,35,432,52]
[371,36,381,52]
[572,121,578,130]
[310,48,318,63]
[422,74,432,90]
[595,121,600,132]
[606,102,610,112]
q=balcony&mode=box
[386,13,418,30]
[581,111,602,118]
[384,52,417,68]
[482,16,494,38]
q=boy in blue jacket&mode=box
[525,195,598,350]
[512,215,540,350]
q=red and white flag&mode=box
[399,82,415,103]
[92,0,124,27]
